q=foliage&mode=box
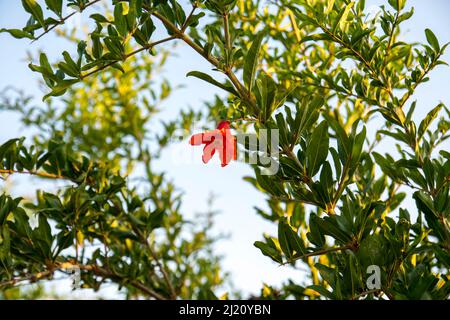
[1,0,449,299]
[0,27,224,299]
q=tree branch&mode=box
[58,262,168,300]
[80,36,176,80]
[0,270,53,289]
[31,0,103,43]
[281,245,351,266]
[181,3,198,33]
[149,10,256,108]
[0,169,65,180]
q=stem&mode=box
[0,169,65,180]
[223,13,232,53]
[181,3,198,33]
[0,270,52,288]
[59,262,167,300]
[146,241,177,300]
[287,9,301,43]
[284,149,312,186]
[317,23,394,100]
[128,149,177,300]
[398,56,440,110]
[31,0,102,43]
[351,289,382,300]
[381,11,399,75]
[330,158,351,211]
[281,245,351,266]
[80,36,175,79]
[150,10,256,108]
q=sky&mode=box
[0,0,449,298]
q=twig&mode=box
[0,169,65,180]
[149,10,256,108]
[351,289,382,300]
[223,13,232,53]
[31,0,102,43]
[317,23,394,100]
[280,245,351,266]
[146,243,177,300]
[80,36,176,79]
[181,3,198,33]
[0,270,53,288]
[59,262,167,300]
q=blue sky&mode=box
[0,0,449,298]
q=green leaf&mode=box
[36,214,52,247]
[0,139,19,160]
[43,79,80,101]
[425,28,440,52]
[308,285,336,299]
[0,28,34,40]
[307,214,325,247]
[22,0,46,29]
[278,219,292,259]
[114,2,128,37]
[357,234,386,267]
[186,71,239,96]
[418,103,443,141]
[59,51,80,77]
[45,0,63,17]
[299,33,333,44]
[90,13,110,23]
[54,229,74,257]
[333,1,354,33]
[325,0,335,14]
[275,113,289,148]
[317,216,352,243]
[295,97,323,140]
[350,125,366,170]
[413,191,438,218]
[243,32,264,92]
[254,241,283,264]
[278,218,306,260]
[316,263,337,289]
[307,121,329,176]
[323,114,350,163]
[12,208,32,238]
[148,208,166,230]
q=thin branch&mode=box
[181,3,198,33]
[0,169,65,180]
[351,289,382,300]
[317,23,394,100]
[330,159,351,212]
[149,10,256,108]
[146,242,177,300]
[301,82,370,103]
[223,13,232,53]
[397,55,441,110]
[380,11,400,75]
[31,0,103,43]
[1,262,168,300]
[58,262,167,300]
[80,36,176,80]
[0,270,53,289]
[281,245,351,266]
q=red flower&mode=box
[189,121,237,167]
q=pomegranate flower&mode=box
[189,121,237,167]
